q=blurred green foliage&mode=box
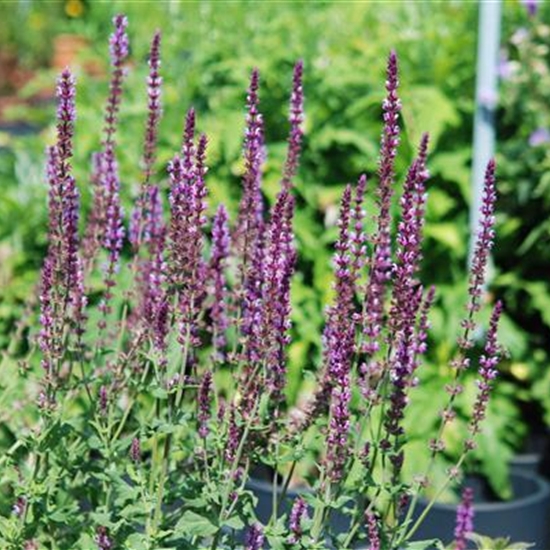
[0,0,548,497]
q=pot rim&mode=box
[419,470,550,512]
[248,471,550,512]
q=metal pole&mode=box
[470,0,502,262]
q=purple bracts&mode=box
[139,185,169,354]
[289,496,308,543]
[143,30,162,183]
[168,110,208,348]
[458,160,497,352]
[235,68,264,257]
[198,370,213,438]
[97,15,129,321]
[235,70,266,368]
[104,14,129,146]
[281,60,304,191]
[95,527,113,550]
[362,51,401,356]
[130,437,141,462]
[467,301,503,443]
[40,69,86,384]
[129,30,163,251]
[245,523,265,550]
[366,511,381,550]
[454,487,474,550]
[261,191,296,404]
[209,205,230,358]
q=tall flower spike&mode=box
[168,116,208,354]
[40,70,85,396]
[81,16,128,271]
[454,487,474,550]
[281,60,304,191]
[466,300,503,448]
[143,30,162,183]
[198,370,213,438]
[465,160,497,328]
[235,70,267,387]
[129,30,163,250]
[389,135,430,335]
[322,184,360,479]
[256,191,296,406]
[289,496,309,544]
[104,14,129,146]
[362,50,401,356]
[209,205,230,359]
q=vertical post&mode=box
[470,0,502,262]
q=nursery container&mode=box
[410,470,550,549]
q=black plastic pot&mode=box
[510,427,550,477]
[409,470,550,549]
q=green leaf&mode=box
[405,539,442,550]
[174,510,218,538]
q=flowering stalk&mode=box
[97,15,129,327]
[281,60,304,191]
[361,50,401,357]
[434,160,498,452]
[40,69,86,401]
[289,496,308,544]
[453,487,474,550]
[465,300,503,450]
[209,205,230,360]
[129,30,163,251]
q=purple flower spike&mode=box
[225,406,240,463]
[366,511,380,550]
[245,523,265,550]
[104,14,129,146]
[97,146,125,322]
[289,496,308,543]
[362,50,401,356]
[235,68,265,288]
[95,526,113,550]
[326,371,352,482]
[209,205,230,359]
[130,437,141,462]
[168,114,209,351]
[198,370,213,438]
[454,487,474,550]
[467,301,503,445]
[129,30,163,251]
[522,0,539,17]
[458,160,497,353]
[281,60,305,191]
[143,30,162,183]
[260,191,296,406]
[138,185,169,357]
[40,69,86,391]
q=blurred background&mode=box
[1,0,550,498]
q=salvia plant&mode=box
[0,14,507,550]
